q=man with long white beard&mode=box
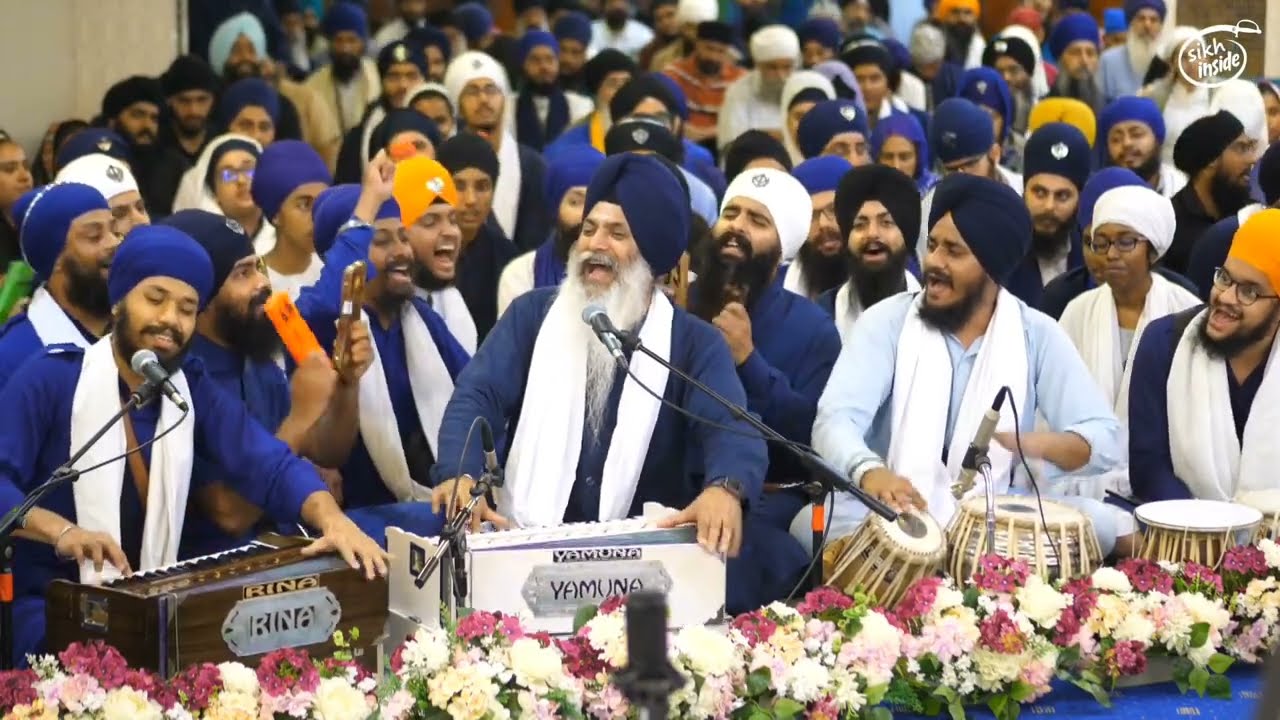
[785,156,855,301]
[1046,13,1104,114]
[819,164,922,341]
[430,154,774,612]
[1098,96,1186,199]
[718,26,800,152]
[1099,0,1165,103]
[1129,210,1280,503]
[810,173,1122,553]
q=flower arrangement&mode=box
[4,545,1280,720]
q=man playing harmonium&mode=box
[810,173,1124,553]
[0,225,387,667]
[429,153,771,612]
[1129,209,1280,502]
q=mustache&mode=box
[716,231,754,256]
[142,323,186,346]
[579,251,618,270]
[924,269,953,287]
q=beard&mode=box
[224,61,259,82]
[1054,72,1103,110]
[559,248,655,434]
[554,223,580,263]
[918,267,989,333]
[1126,150,1162,183]
[689,230,779,322]
[214,288,282,363]
[795,237,849,298]
[847,243,910,310]
[1195,306,1280,359]
[175,114,207,139]
[412,263,451,292]
[331,53,362,83]
[64,254,112,316]
[944,23,976,64]
[1209,169,1254,218]
[1030,215,1073,261]
[112,304,191,375]
[604,9,628,30]
[1126,32,1158,77]
[757,76,785,104]
[524,78,558,96]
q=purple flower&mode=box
[168,663,222,712]
[1182,563,1225,594]
[1223,545,1268,576]
[1117,558,1174,594]
[1105,640,1148,677]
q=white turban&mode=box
[721,167,811,263]
[443,51,510,108]
[55,153,138,202]
[676,0,718,25]
[749,25,800,63]
[1091,184,1176,258]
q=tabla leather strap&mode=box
[120,408,151,509]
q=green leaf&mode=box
[947,699,966,720]
[746,668,773,697]
[988,694,1009,718]
[1010,680,1036,703]
[747,708,773,720]
[1208,653,1235,674]
[572,604,598,633]
[1070,678,1112,707]
[772,698,805,719]
[1189,622,1210,649]
[869,708,895,720]
[1189,666,1210,696]
[1206,673,1232,700]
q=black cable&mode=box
[445,416,483,523]
[786,491,835,602]
[1003,388,1064,573]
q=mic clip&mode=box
[129,380,162,408]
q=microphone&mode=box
[130,350,189,412]
[951,388,1006,499]
[478,418,503,488]
[581,304,628,367]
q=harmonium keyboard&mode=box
[45,534,387,677]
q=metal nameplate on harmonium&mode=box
[464,519,726,634]
[44,533,388,678]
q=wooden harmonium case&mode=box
[45,534,387,677]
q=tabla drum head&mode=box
[1135,499,1263,532]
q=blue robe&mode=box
[1128,308,1266,502]
[296,223,470,510]
[431,287,776,612]
[0,344,327,666]
[0,309,96,390]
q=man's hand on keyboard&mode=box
[56,526,132,575]
[431,476,510,532]
[302,515,389,580]
[655,486,743,557]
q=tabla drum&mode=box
[823,510,945,608]
[946,496,1102,582]
[1135,499,1262,567]
[1236,490,1280,541]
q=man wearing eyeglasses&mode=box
[1129,210,1280,503]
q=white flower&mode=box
[1261,538,1280,570]
[400,627,452,675]
[313,676,372,720]
[765,602,800,621]
[933,586,965,614]
[973,649,1025,692]
[786,657,831,703]
[1016,575,1070,629]
[102,687,163,720]
[586,613,629,668]
[509,638,568,690]
[210,690,259,717]
[1112,613,1157,645]
[217,662,260,697]
[828,667,866,712]
[675,625,738,677]
[165,706,195,720]
[1091,567,1133,594]
[1178,592,1231,633]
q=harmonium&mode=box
[45,534,388,677]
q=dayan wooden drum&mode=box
[1136,499,1262,567]
[1236,490,1280,541]
[946,496,1102,582]
[823,509,945,608]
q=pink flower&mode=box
[893,577,942,623]
[1182,563,1224,594]
[729,611,777,648]
[558,635,609,679]
[586,683,630,719]
[1117,558,1174,594]
[796,586,854,616]
[809,696,841,720]
[455,611,500,641]
[499,613,526,640]
[979,609,1025,654]
[48,673,101,713]
[256,647,319,695]
[1104,640,1148,677]
[972,555,1031,594]
[168,663,222,712]
[0,670,38,711]
[57,641,130,690]
[1019,659,1055,697]
[526,631,556,648]
[1223,545,1269,576]
[1055,577,1097,646]
[598,596,627,615]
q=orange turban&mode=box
[934,0,980,21]
[393,156,458,227]
[1228,209,1280,295]
[1029,97,1097,147]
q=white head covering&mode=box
[676,0,718,25]
[1160,26,1200,61]
[779,71,836,164]
[443,51,510,109]
[720,167,811,263]
[1210,79,1268,159]
[1091,184,1176,258]
[54,154,138,202]
[749,25,800,63]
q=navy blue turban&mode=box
[18,183,110,280]
[546,144,605,207]
[323,1,368,39]
[108,225,215,310]
[379,39,428,78]
[929,97,994,164]
[958,67,1014,141]
[1022,122,1092,190]
[1098,95,1165,145]
[793,155,852,195]
[407,26,452,65]
[1076,166,1144,230]
[585,153,689,275]
[1048,13,1099,60]
[160,209,256,292]
[797,17,841,51]
[928,173,1031,285]
[605,118,681,161]
[797,99,870,159]
[217,78,281,127]
[1123,0,1166,23]
[55,129,132,171]
[251,140,333,221]
[553,12,592,46]
[455,3,494,45]
[369,109,443,159]
[311,184,362,255]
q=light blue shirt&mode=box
[680,166,719,228]
[813,292,1122,491]
[1099,45,1143,105]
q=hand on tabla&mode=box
[860,468,926,513]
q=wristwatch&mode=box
[707,477,747,506]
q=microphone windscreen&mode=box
[624,590,669,673]
[130,349,158,374]
[581,303,606,324]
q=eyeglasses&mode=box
[460,84,503,99]
[219,167,255,184]
[1213,266,1280,306]
[1086,234,1145,254]
[811,205,836,224]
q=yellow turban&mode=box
[1028,98,1097,147]
[934,0,980,21]
[1228,209,1280,295]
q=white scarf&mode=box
[492,132,522,240]
[834,273,921,343]
[1059,274,1199,421]
[781,262,811,298]
[420,287,477,354]
[27,287,91,348]
[498,289,672,527]
[357,302,454,501]
[886,290,1029,524]
[1167,308,1280,500]
[71,336,193,583]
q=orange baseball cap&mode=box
[392,156,458,227]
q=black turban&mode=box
[605,118,681,161]
[609,74,678,121]
[437,131,500,180]
[1172,110,1245,178]
[721,129,792,182]
[369,109,443,159]
[584,49,637,97]
[159,209,255,292]
[101,76,164,120]
[161,55,219,97]
[834,164,921,243]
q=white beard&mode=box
[557,250,656,435]
[1126,32,1158,78]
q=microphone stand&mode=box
[0,385,156,670]
[980,465,997,560]
[413,465,504,623]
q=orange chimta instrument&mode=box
[264,291,323,365]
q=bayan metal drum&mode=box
[1135,499,1262,567]
[1236,490,1280,541]
[947,496,1102,581]
[823,509,945,608]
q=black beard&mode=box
[689,233,778,321]
[847,245,910,309]
[696,59,722,76]
[224,62,259,82]
[64,255,111,316]
[918,270,988,333]
[1195,309,1279,359]
[1128,152,1162,184]
[113,304,190,374]
[1031,219,1072,261]
[604,10,628,30]
[796,239,849,297]
[412,263,451,292]
[525,79,559,96]
[554,223,580,263]
[175,120,207,139]
[1209,170,1254,219]
[214,291,282,363]
[944,23,976,64]
[331,54,362,83]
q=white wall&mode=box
[0,0,185,153]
